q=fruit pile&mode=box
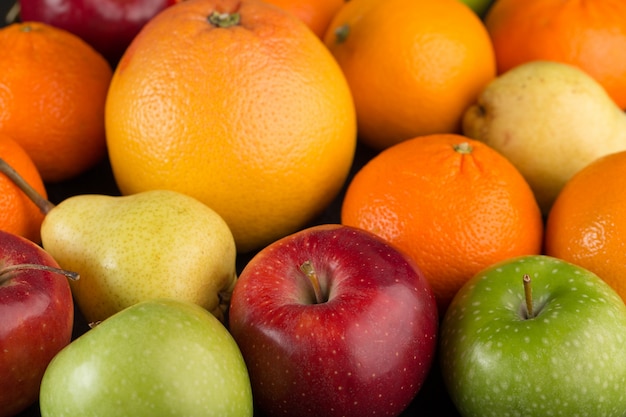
[3,0,626,416]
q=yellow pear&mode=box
[463,60,626,215]
[40,190,238,324]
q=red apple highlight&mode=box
[229,224,438,417]
[0,230,75,417]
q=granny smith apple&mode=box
[440,255,626,417]
[229,224,439,417]
[40,298,253,417]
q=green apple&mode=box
[459,0,494,17]
[39,298,253,417]
[440,255,626,417]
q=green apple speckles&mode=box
[440,255,626,417]
[39,299,253,417]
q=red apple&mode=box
[0,229,75,417]
[229,224,439,417]
[19,0,178,66]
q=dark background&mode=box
[2,1,462,415]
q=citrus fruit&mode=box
[0,22,112,182]
[0,133,47,243]
[485,0,626,109]
[545,150,626,304]
[105,0,357,253]
[323,0,496,150]
[341,133,544,313]
[263,0,345,38]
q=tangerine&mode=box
[341,133,544,313]
[0,22,112,182]
[545,150,626,303]
[323,0,496,150]
[263,0,345,38]
[485,0,626,109]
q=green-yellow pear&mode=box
[463,60,626,215]
[40,190,238,324]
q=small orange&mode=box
[0,22,112,182]
[545,150,626,303]
[106,0,356,253]
[263,0,345,38]
[324,0,496,150]
[485,0,626,110]
[0,133,47,243]
[341,134,544,313]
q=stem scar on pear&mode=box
[523,274,534,319]
[300,260,325,304]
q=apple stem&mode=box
[0,157,56,215]
[300,260,325,304]
[523,274,534,319]
[0,263,79,284]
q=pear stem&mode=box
[0,263,79,284]
[0,157,55,215]
[300,260,324,304]
[523,274,534,318]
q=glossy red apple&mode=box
[229,224,439,417]
[0,229,75,417]
[19,0,178,65]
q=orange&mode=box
[105,0,357,253]
[0,133,47,243]
[0,22,112,182]
[263,0,345,38]
[323,0,496,150]
[545,150,626,303]
[341,133,544,313]
[485,0,626,110]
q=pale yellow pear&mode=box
[463,60,626,215]
[40,190,237,324]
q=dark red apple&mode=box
[0,229,75,417]
[19,0,178,65]
[229,224,439,417]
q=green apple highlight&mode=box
[39,298,253,417]
[440,255,626,417]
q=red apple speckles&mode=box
[229,224,438,417]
